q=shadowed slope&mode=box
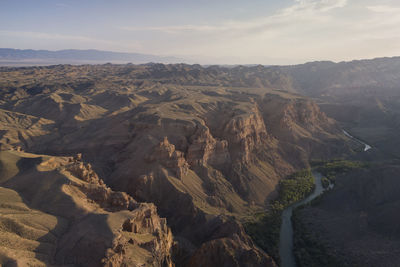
[0,150,173,266]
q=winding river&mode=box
[342,130,372,152]
[279,171,326,267]
[279,130,372,267]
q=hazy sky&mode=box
[1,0,400,64]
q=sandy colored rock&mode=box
[0,150,173,267]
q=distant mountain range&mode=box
[0,48,183,65]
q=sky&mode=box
[1,0,400,64]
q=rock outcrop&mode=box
[146,137,189,179]
[103,203,174,267]
[0,63,355,266]
[0,150,174,267]
[187,124,231,169]
[64,156,137,211]
[186,216,277,267]
[222,105,269,164]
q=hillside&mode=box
[294,164,400,266]
[3,57,400,265]
[0,149,173,266]
[0,63,355,266]
[282,57,400,158]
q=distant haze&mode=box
[1,0,400,65]
[0,48,183,66]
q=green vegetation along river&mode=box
[279,130,372,267]
[279,171,326,267]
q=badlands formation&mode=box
[0,63,357,266]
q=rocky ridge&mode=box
[0,150,174,266]
[0,63,356,266]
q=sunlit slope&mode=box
[0,150,173,266]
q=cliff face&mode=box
[65,159,137,211]
[187,124,231,169]
[259,94,350,167]
[260,94,338,140]
[147,137,189,179]
[0,64,354,266]
[0,150,173,267]
[103,203,174,267]
[186,216,277,267]
[221,105,269,165]
[282,58,400,159]
[105,91,347,266]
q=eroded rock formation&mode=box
[187,216,277,267]
[0,63,356,266]
[187,124,231,169]
[103,203,174,267]
[147,137,189,179]
[0,150,174,267]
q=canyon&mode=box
[1,58,400,266]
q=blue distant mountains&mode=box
[0,48,183,65]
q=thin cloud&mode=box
[155,0,400,63]
[0,30,142,50]
[55,3,69,8]
[120,0,348,34]
[120,25,225,33]
[290,0,347,12]
[0,30,99,42]
[367,5,400,13]
[4,0,399,64]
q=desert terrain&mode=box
[0,58,399,266]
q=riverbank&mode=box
[279,171,326,267]
[245,170,315,264]
[290,159,370,266]
[343,130,372,151]
[247,129,373,266]
[290,162,400,267]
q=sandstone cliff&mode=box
[0,64,355,266]
[0,150,173,267]
[186,216,277,267]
